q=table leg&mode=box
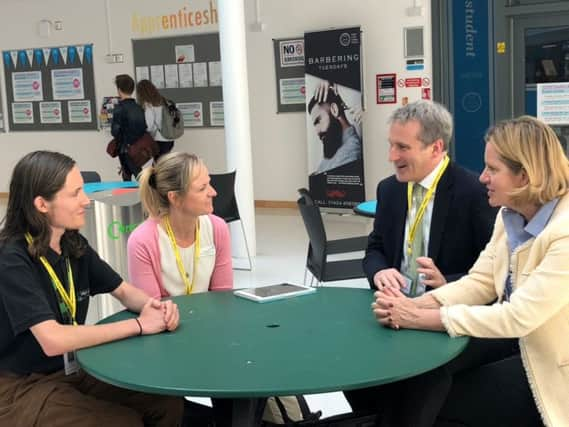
[231,398,266,427]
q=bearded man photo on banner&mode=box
[305,27,365,209]
[308,80,362,175]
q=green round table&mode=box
[77,288,468,425]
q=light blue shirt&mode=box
[501,197,559,300]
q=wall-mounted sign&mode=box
[376,73,396,104]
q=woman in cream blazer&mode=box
[374,116,569,427]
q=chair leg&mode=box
[303,267,308,286]
[233,219,253,271]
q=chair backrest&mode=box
[297,187,315,206]
[81,171,102,183]
[210,171,240,223]
[297,188,327,279]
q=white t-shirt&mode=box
[157,215,217,295]
[144,103,168,141]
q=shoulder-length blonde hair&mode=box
[485,115,569,206]
[138,152,204,218]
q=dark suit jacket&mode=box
[363,163,498,288]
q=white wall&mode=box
[0,0,431,201]
[0,0,225,190]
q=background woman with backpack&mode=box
[136,79,175,161]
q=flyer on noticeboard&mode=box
[304,27,365,209]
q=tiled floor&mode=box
[233,207,373,290]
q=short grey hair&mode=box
[388,100,453,150]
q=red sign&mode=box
[405,78,422,87]
[422,88,431,100]
[422,77,431,87]
[376,73,396,104]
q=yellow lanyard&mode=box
[164,216,200,295]
[406,155,450,255]
[25,233,77,325]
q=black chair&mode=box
[210,171,252,270]
[80,171,102,183]
[297,188,367,286]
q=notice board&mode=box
[272,37,306,113]
[2,44,97,131]
[132,33,223,128]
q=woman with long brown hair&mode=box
[0,150,183,426]
[136,79,174,160]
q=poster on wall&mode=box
[12,102,34,124]
[12,71,43,101]
[52,68,84,100]
[98,96,120,128]
[68,100,92,123]
[537,82,569,125]
[376,73,396,104]
[304,27,365,209]
[210,101,224,126]
[39,101,62,124]
[178,102,203,126]
[273,37,306,113]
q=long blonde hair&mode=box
[485,115,569,206]
[138,152,204,217]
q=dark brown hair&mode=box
[115,74,135,95]
[0,151,86,258]
[136,79,163,107]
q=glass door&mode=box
[513,15,569,153]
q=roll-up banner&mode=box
[305,27,365,209]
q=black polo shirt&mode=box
[0,236,122,375]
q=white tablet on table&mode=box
[234,283,316,303]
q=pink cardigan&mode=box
[127,214,233,298]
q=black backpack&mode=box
[160,98,184,140]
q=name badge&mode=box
[401,275,413,296]
[416,273,427,296]
[401,273,426,297]
[64,351,79,375]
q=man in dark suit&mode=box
[346,100,498,424]
[363,100,497,294]
[345,101,497,426]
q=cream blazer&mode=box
[430,192,569,427]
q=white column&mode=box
[218,0,257,264]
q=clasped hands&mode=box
[371,257,445,330]
[137,298,180,335]
[372,286,419,330]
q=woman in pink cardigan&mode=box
[127,152,233,299]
